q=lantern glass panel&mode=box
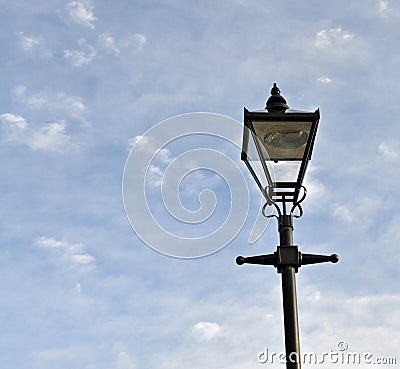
[270,161,302,183]
[242,125,276,190]
[252,121,313,161]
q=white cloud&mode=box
[35,236,95,267]
[378,141,399,159]
[64,39,97,67]
[115,352,136,369]
[70,253,95,265]
[12,85,89,126]
[333,203,354,223]
[28,121,73,152]
[128,135,172,164]
[0,113,27,130]
[128,135,143,150]
[147,164,164,188]
[15,32,52,57]
[121,33,147,53]
[0,113,28,144]
[17,32,44,51]
[100,33,120,55]
[303,166,330,214]
[192,321,222,341]
[132,33,146,52]
[317,76,333,84]
[331,195,381,229]
[1,113,74,152]
[13,85,47,109]
[67,0,97,28]
[100,32,147,55]
[157,148,172,164]
[315,27,355,48]
[378,0,389,16]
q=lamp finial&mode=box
[266,83,289,112]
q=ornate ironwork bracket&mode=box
[262,185,307,220]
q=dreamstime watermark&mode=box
[122,113,274,258]
[258,341,398,365]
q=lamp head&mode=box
[242,83,320,205]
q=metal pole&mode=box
[279,215,301,369]
[236,213,338,368]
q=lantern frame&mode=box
[241,85,320,206]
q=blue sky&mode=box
[1,0,400,368]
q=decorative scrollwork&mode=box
[263,185,282,218]
[261,185,308,219]
[262,201,279,219]
[290,186,307,218]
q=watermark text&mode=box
[258,341,398,365]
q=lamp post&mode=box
[236,83,339,369]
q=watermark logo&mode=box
[122,113,273,258]
[258,341,398,365]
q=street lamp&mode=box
[237,83,339,369]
